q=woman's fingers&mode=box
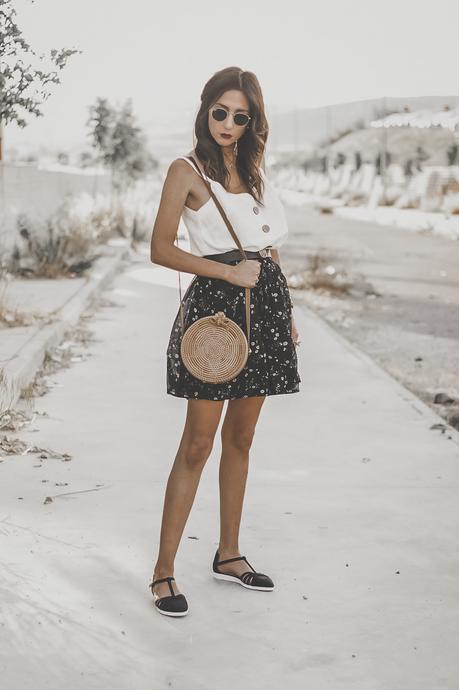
[291,317,301,346]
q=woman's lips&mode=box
[220,133,232,139]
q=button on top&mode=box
[262,224,270,233]
[253,206,260,215]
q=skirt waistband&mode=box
[203,248,272,263]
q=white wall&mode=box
[0,163,111,251]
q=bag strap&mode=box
[176,155,252,345]
[187,156,249,261]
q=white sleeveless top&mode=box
[177,155,289,256]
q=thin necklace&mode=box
[224,143,237,171]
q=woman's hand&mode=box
[226,259,261,288]
[291,315,301,347]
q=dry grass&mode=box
[0,299,56,328]
[0,312,97,457]
[0,432,72,460]
[0,273,62,327]
[20,321,96,404]
[2,202,104,280]
[0,408,43,433]
[0,301,33,327]
[287,251,356,296]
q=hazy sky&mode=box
[6,0,459,152]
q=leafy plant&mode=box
[0,0,80,158]
[447,143,459,166]
[4,202,103,278]
[87,97,157,192]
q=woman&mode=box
[149,66,301,617]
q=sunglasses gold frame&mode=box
[210,106,251,127]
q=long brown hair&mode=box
[193,66,269,206]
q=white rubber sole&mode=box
[152,593,189,617]
[212,571,274,591]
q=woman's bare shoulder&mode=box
[162,158,196,195]
[169,150,197,169]
[176,150,205,175]
[163,152,202,195]
[168,155,193,173]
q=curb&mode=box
[0,247,129,413]
[292,296,459,447]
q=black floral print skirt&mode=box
[166,255,301,400]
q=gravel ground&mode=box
[280,204,459,429]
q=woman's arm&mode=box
[150,159,233,282]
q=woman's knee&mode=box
[183,435,214,468]
[221,426,255,454]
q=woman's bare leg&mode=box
[151,398,224,598]
[216,395,266,577]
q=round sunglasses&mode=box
[211,106,251,127]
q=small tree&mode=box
[334,152,346,168]
[86,97,157,241]
[447,143,458,166]
[79,150,95,168]
[404,159,414,177]
[415,145,428,171]
[86,97,114,167]
[375,151,391,175]
[57,151,69,165]
[87,97,156,192]
[0,0,80,160]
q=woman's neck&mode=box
[222,146,236,169]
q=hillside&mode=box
[327,125,457,166]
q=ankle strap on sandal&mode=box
[150,575,175,587]
[217,555,248,565]
[151,576,175,585]
[150,575,176,597]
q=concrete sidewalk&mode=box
[0,244,129,412]
[1,244,458,690]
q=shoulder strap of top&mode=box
[176,155,210,181]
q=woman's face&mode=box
[207,89,251,148]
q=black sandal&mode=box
[148,576,189,617]
[212,550,274,591]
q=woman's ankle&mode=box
[153,564,175,578]
[217,545,240,558]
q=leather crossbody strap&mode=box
[176,156,252,344]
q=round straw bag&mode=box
[180,310,250,383]
[176,156,254,384]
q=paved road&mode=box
[281,204,459,423]
[2,245,459,689]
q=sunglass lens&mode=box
[211,108,250,126]
[234,114,249,126]
[212,108,227,122]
